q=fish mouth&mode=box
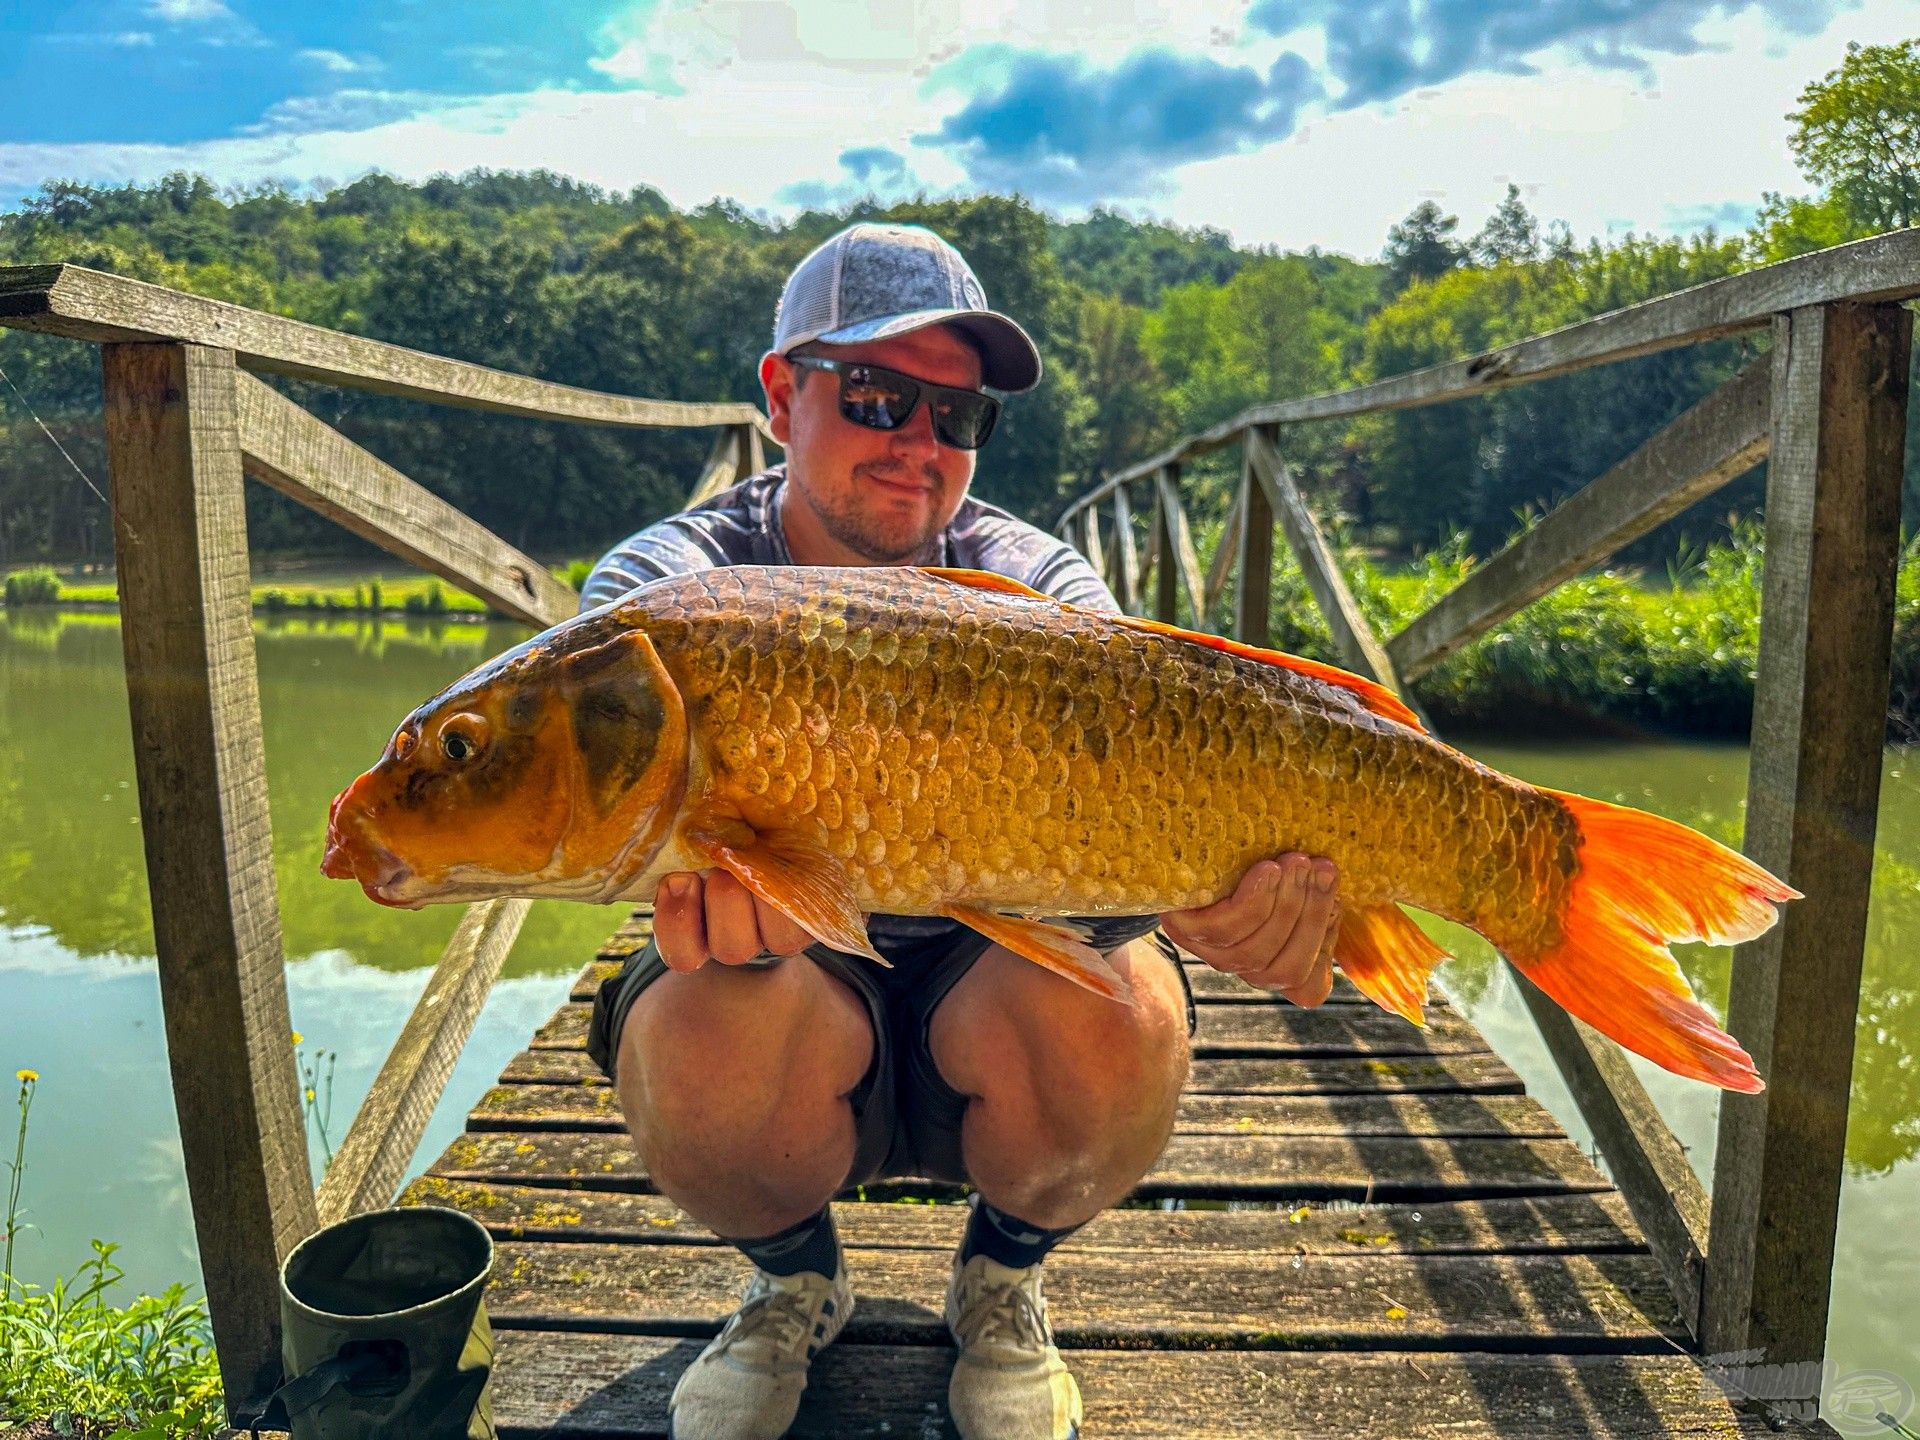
[321,802,422,908]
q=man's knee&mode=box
[615,956,873,1150]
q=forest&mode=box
[0,40,1912,570]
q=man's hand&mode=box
[1161,855,1340,1006]
[652,870,816,973]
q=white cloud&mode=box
[298,48,367,75]
[143,0,234,21]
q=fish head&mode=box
[322,618,688,908]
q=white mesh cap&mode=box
[771,223,1042,393]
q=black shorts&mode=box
[586,921,1197,1188]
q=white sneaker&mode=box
[944,1251,1083,1440]
[669,1263,854,1440]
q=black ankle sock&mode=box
[959,1197,1083,1271]
[727,1207,840,1279]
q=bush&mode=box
[559,558,594,592]
[368,579,384,613]
[3,568,61,606]
[261,590,288,613]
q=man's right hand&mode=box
[652,870,816,972]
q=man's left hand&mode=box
[1161,855,1340,1006]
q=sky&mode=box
[0,0,1912,258]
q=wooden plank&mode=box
[233,373,577,629]
[1112,485,1142,613]
[1081,505,1106,579]
[683,426,746,509]
[1512,969,1711,1340]
[528,999,1489,1057]
[1245,424,1411,703]
[1157,468,1206,625]
[316,899,534,1224]
[497,1047,1528,1095]
[430,1129,1610,1201]
[0,263,764,429]
[404,1179,1644,1255]
[1390,360,1772,681]
[1203,487,1244,620]
[1232,453,1274,647]
[1073,227,1920,501]
[738,420,767,479]
[480,1240,1679,1346]
[465,1085,1564,1139]
[490,1336,1834,1438]
[101,342,317,1415]
[1704,302,1913,1374]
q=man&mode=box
[582,223,1341,1440]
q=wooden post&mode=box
[738,421,767,478]
[1082,506,1107,579]
[1112,486,1141,613]
[1154,467,1180,623]
[1233,437,1274,647]
[1704,303,1911,1375]
[101,343,318,1416]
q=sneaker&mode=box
[944,1251,1084,1440]
[668,1263,854,1440]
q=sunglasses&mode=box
[789,356,1001,451]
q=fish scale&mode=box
[323,564,1797,1092]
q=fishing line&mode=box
[0,356,134,542]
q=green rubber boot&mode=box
[264,1205,496,1440]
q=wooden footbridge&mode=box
[4,230,1912,1436]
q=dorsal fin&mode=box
[1110,613,1426,732]
[914,565,1425,733]
[916,566,1052,601]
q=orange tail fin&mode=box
[1509,789,1799,1094]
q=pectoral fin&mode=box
[685,817,888,966]
[1334,904,1448,1027]
[938,905,1134,1004]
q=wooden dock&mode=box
[402,910,1833,1438]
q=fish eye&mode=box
[442,728,476,763]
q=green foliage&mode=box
[1382,200,1467,295]
[3,567,60,606]
[558,558,595,592]
[1,1071,224,1438]
[1788,40,1920,232]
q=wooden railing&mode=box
[1057,229,1920,1389]
[0,264,774,1418]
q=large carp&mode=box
[322,565,1794,1092]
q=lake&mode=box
[2,607,1914,1419]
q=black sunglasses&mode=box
[789,356,1001,451]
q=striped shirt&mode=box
[581,465,1163,959]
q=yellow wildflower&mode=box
[291,1032,304,1046]
[15,1069,37,1084]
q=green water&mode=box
[0,609,1914,1418]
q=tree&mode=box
[1788,40,1920,232]
[1382,201,1466,295]
[1472,184,1541,265]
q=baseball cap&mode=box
[772,223,1043,394]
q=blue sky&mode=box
[0,0,1908,255]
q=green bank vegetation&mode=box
[0,1070,224,1439]
[0,563,606,617]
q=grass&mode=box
[2,559,597,617]
[0,1069,226,1439]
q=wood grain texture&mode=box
[488,1335,1833,1438]
[402,1178,1643,1255]
[480,1239,1681,1346]
[496,1046,1527,1094]
[429,1128,1610,1202]
[1203,486,1243,619]
[1390,359,1772,681]
[1,263,763,429]
[234,373,577,629]
[1111,484,1141,612]
[1244,425,1412,706]
[1157,467,1206,625]
[101,342,317,1415]
[1081,504,1106,580]
[316,898,534,1224]
[1513,970,1711,1341]
[527,998,1489,1057]
[465,1084,1564,1140]
[1232,453,1274,648]
[1063,226,1920,504]
[1705,302,1913,1374]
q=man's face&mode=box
[760,325,985,566]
